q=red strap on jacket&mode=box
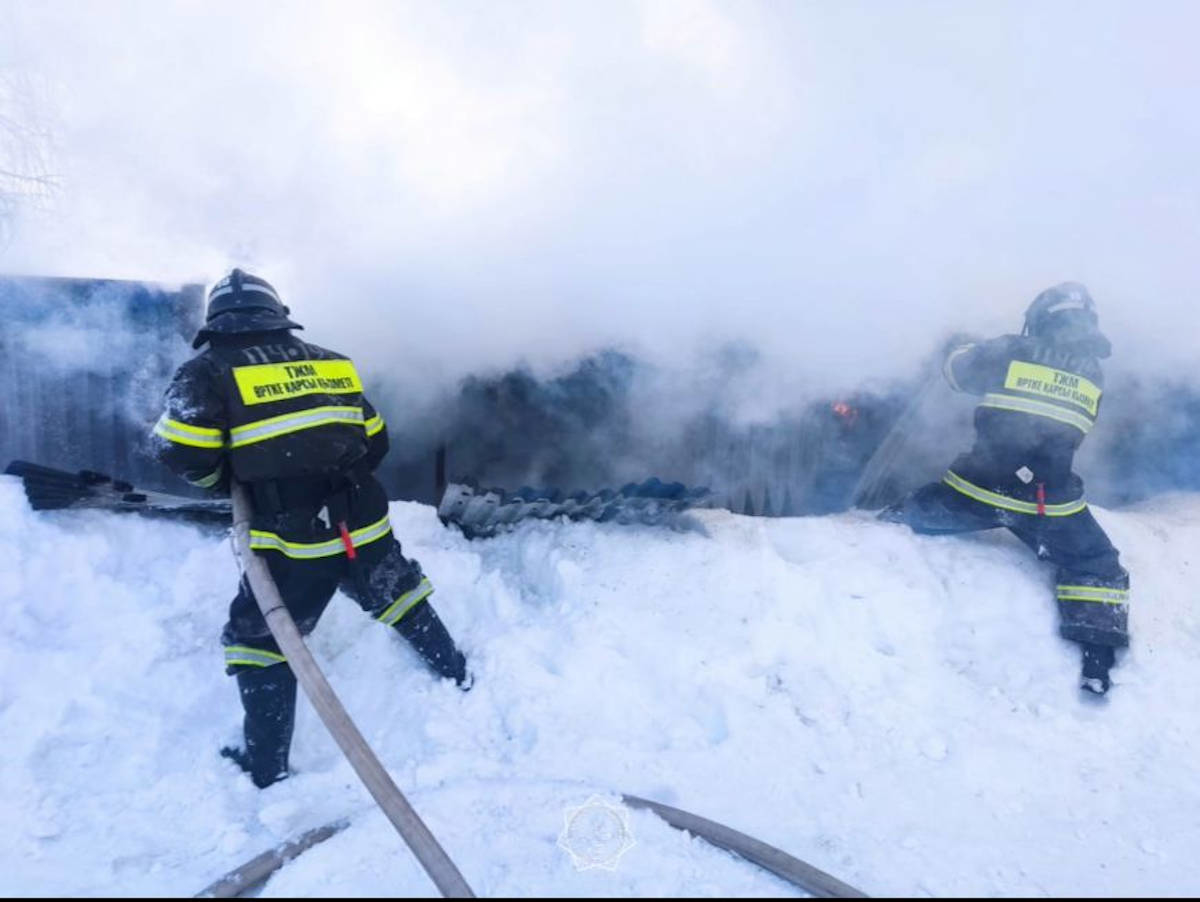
[1036,482,1046,517]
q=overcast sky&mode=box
[2,0,1197,400]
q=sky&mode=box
[2,0,1199,403]
[3,477,1199,896]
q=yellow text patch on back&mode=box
[232,359,363,406]
[1004,361,1101,415]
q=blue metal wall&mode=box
[1,275,204,492]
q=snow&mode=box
[2,474,1199,897]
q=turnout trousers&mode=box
[883,480,1130,648]
[221,532,451,669]
[219,532,467,787]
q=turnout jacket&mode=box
[151,331,393,557]
[941,334,1105,515]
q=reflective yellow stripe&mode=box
[229,406,364,448]
[188,465,224,488]
[1004,361,1101,415]
[377,577,434,626]
[232,358,364,406]
[365,413,385,437]
[153,414,225,449]
[249,514,391,559]
[943,470,1087,517]
[224,645,287,667]
[979,393,1095,434]
[1056,585,1129,605]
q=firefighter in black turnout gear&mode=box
[880,283,1130,696]
[151,269,471,789]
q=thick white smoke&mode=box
[2,0,1198,407]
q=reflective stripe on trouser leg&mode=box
[376,577,434,626]
[1055,580,1130,648]
[225,645,288,669]
[1056,585,1129,604]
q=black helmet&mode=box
[192,268,303,348]
[1022,281,1111,358]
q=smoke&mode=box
[372,340,941,512]
[0,276,200,484]
[2,1,1199,505]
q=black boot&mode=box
[220,665,297,788]
[1080,643,1116,696]
[394,600,471,689]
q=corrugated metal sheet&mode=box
[0,275,204,493]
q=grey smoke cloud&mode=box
[2,0,1198,403]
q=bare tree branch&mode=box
[0,67,59,246]
[0,167,57,186]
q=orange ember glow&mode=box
[831,401,858,424]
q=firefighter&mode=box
[879,282,1130,696]
[151,268,471,789]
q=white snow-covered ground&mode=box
[2,474,1199,897]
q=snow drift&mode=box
[2,474,1197,897]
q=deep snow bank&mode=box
[2,474,1198,897]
